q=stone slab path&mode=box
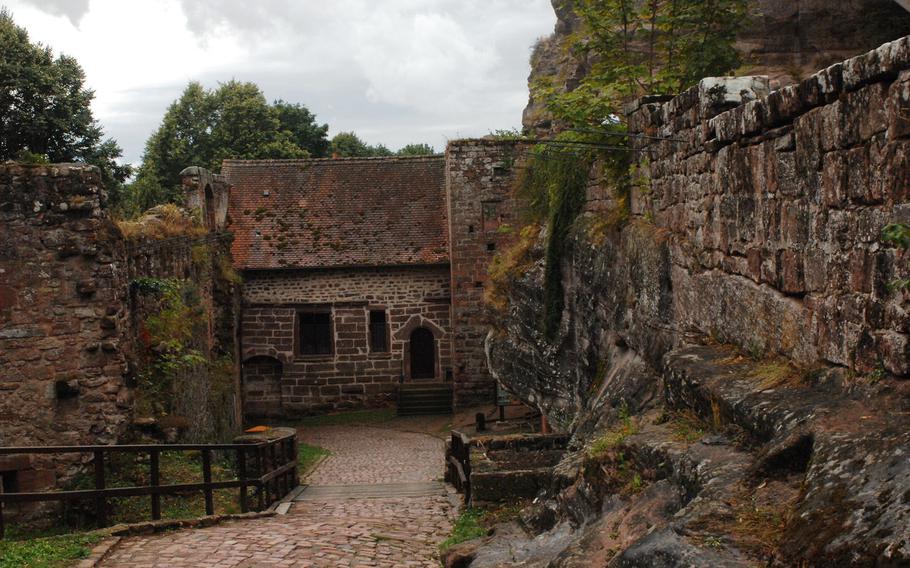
[101,424,457,567]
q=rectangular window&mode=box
[369,310,389,353]
[0,470,18,494]
[299,309,333,356]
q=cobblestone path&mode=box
[101,425,457,567]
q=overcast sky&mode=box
[2,0,556,165]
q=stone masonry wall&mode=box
[0,164,131,495]
[626,36,910,375]
[445,140,529,408]
[0,163,240,507]
[125,233,240,442]
[488,36,910,436]
[240,266,452,416]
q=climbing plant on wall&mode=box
[883,223,910,290]
[133,278,208,416]
[510,0,747,342]
[535,0,749,127]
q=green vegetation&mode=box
[439,508,487,552]
[486,225,542,312]
[329,132,436,158]
[0,533,102,568]
[126,81,330,214]
[396,143,437,156]
[499,0,747,340]
[534,0,748,127]
[661,409,707,444]
[883,222,910,290]
[63,450,241,524]
[298,442,330,476]
[588,405,638,458]
[0,9,130,204]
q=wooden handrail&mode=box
[0,432,299,539]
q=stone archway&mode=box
[242,355,283,417]
[409,327,437,380]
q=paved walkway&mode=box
[101,423,457,567]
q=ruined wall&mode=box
[446,140,528,408]
[0,164,131,493]
[240,266,452,416]
[125,233,240,442]
[479,37,910,568]
[0,163,240,503]
[626,37,910,375]
[492,36,910,431]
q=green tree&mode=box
[397,143,436,156]
[0,9,130,201]
[537,0,748,127]
[329,132,393,157]
[272,100,330,158]
[127,81,328,213]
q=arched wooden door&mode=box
[409,327,436,380]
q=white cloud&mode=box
[3,0,556,163]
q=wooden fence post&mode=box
[0,474,5,540]
[257,445,266,511]
[150,450,161,520]
[94,451,107,528]
[238,448,248,514]
[202,449,214,516]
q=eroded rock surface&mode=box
[479,37,910,568]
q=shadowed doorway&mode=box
[409,327,436,379]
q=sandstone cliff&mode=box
[523,0,910,135]
[468,37,910,567]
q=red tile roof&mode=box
[224,156,449,270]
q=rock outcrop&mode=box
[479,36,910,567]
[524,0,910,136]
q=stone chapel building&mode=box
[183,140,525,419]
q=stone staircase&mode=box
[396,382,453,416]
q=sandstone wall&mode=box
[240,266,452,416]
[0,163,240,502]
[446,140,529,408]
[491,37,910,430]
[0,164,131,493]
[627,37,910,375]
[481,37,910,567]
[125,233,240,442]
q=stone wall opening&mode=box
[410,327,436,380]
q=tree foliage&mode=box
[127,81,329,213]
[0,9,130,200]
[515,0,746,340]
[330,132,435,158]
[397,143,437,156]
[330,131,393,157]
[537,0,748,127]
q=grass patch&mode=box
[0,533,101,568]
[116,204,207,242]
[65,450,242,525]
[588,408,638,459]
[298,442,329,476]
[439,508,487,552]
[659,410,708,444]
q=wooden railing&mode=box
[0,432,298,539]
[445,431,472,506]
